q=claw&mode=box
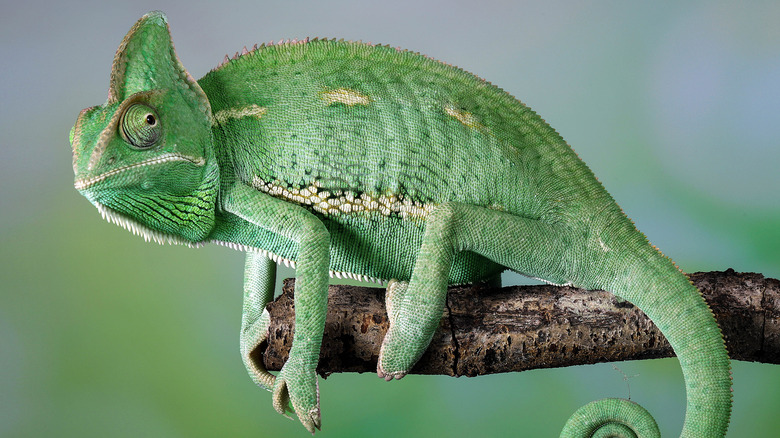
[377,368,390,381]
[272,378,292,417]
[376,363,407,381]
[300,407,322,434]
[272,364,321,433]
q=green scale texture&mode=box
[70,11,732,436]
[198,38,593,284]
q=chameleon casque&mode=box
[70,11,732,436]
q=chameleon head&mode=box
[70,11,218,243]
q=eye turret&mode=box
[120,103,161,148]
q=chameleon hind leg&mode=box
[383,272,500,335]
[377,201,731,436]
[378,202,569,379]
[240,251,277,391]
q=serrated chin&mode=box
[74,153,206,191]
[95,203,202,247]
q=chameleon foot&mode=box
[272,362,321,433]
[377,332,414,381]
[376,366,407,381]
[376,316,419,381]
[240,308,276,391]
[378,280,415,381]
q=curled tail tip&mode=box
[560,398,660,438]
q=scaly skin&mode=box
[70,11,732,436]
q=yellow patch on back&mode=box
[213,104,267,125]
[444,103,485,130]
[321,88,371,106]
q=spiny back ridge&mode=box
[209,37,455,76]
[206,38,516,110]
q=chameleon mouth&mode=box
[74,152,206,191]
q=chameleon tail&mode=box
[561,398,660,437]
[565,243,732,437]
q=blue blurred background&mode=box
[2,0,778,436]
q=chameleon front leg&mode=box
[240,251,277,391]
[378,202,566,379]
[224,183,329,433]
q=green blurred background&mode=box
[2,0,779,436]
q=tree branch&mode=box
[259,269,780,377]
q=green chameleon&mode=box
[70,11,732,436]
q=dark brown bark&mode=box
[260,269,780,377]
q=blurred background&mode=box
[2,0,778,436]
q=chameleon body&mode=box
[70,12,732,436]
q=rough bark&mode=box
[260,269,780,377]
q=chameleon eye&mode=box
[120,103,161,149]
